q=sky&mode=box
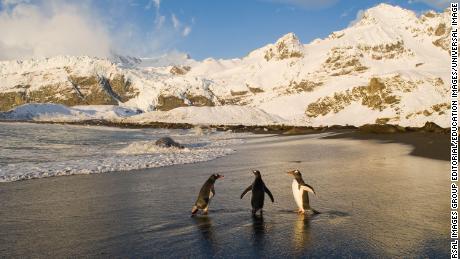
[0,0,451,61]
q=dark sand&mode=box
[0,131,450,258]
[323,131,449,161]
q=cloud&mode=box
[348,9,365,27]
[171,14,180,29]
[409,0,450,9]
[1,0,29,6]
[170,13,192,37]
[150,0,165,29]
[260,0,339,9]
[0,0,193,60]
[145,0,160,10]
[0,1,111,60]
[117,4,192,57]
[155,14,165,28]
[153,0,160,9]
[182,26,191,36]
[112,6,192,58]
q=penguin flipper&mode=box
[211,186,216,197]
[264,184,274,202]
[240,185,252,199]
[301,184,316,196]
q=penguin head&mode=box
[286,169,301,177]
[252,170,261,177]
[211,173,224,180]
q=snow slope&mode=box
[125,105,288,125]
[0,103,141,121]
[0,4,451,127]
[0,103,286,126]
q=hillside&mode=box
[0,4,450,127]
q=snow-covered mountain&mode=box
[0,4,451,127]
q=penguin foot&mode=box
[310,208,321,214]
[191,206,198,215]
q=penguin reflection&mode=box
[251,214,266,251]
[193,216,215,242]
[293,214,312,253]
[192,215,219,256]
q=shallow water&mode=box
[0,122,241,182]
[0,123,450,258]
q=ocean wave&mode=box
[0,132,246,182]
[117,141,192,155]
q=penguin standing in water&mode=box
[191,173,224,216]
[240,170,274,215]
[286,170,319,214]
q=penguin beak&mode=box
[217,175,224,179]
[286,170,295,176]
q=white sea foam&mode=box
[117,141,190,155]
[0,124,247,182]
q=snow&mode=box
[0,4,451,128]
[0,104,286,126]
[0,103,141,121]
[126,106,287,126]
[72,105,142,118]
[311,102,394,127]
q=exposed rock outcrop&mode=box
[0,74,137,111]
[264,33,304,61]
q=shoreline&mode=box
[0,119,449,184]
[0,119,450,135]
[323,131,449,161]
[0,128,449,257]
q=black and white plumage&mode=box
[191,173,224,216]
[240,170,274,215]
[286,169,318,214]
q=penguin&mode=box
[286,169,318,214]
[191,173,224,216]
[240,170,274,215]
[155,137,184,149]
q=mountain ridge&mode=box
[0,4,451,127]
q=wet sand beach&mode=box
[323,131,449,161]
[0,130,450,258]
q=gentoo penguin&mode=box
[155,137,184,149]
[191,173,224,216]
[286,169,318,214]
[240,170,274,215]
